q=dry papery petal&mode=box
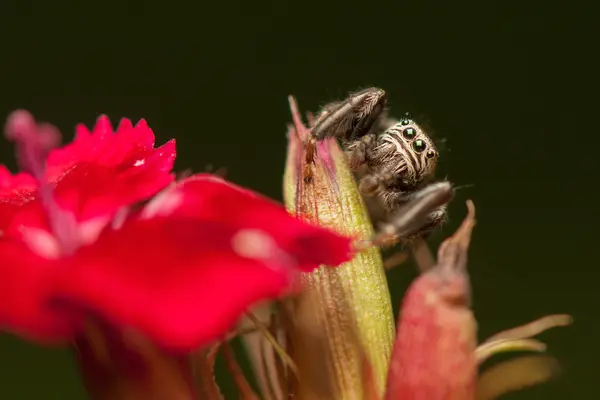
[221,342,261,400]
[237,305,283,400]
[476,355,560,400]
[74,319,197,400]
[472,314,571,398]
[282,289,340,399]
[260,283,384,400]
[192,346,223,400]
[476,314,572,364]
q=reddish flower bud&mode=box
[281,96,395,398]
[386,202,478,400]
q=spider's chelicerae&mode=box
[307,87,449,241]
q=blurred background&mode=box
[0,0,596,398]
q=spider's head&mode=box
[379,119,439,185]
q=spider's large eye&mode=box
[412,139,426,153]
[426,149,436,159]
[402,127,416,139]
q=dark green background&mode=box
[0,0,596,398]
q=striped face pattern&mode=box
[307,87,448,240]
[373,119,438,187]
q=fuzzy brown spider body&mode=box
[310,87,448,241]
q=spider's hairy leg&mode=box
[345,133,377,170]
[310,87,387,142]
[372,182,453,246]
[366,181,454,247]
[383,183,451,241]
[408,205,448,240]
[304,88,385,182]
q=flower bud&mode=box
[282,96,395,398]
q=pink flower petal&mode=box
[54,217,294,350]
[46,116,159,177]
[164,174,353,270]
[42,115,176,221]
[51,139,176,221]
[2,115,176,238]
[53,173,354,350]
[0,165,38,231]
[0,240,80,342]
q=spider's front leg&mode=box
[413,204,447,238]
[311,87,387,142]
[371,181,454,248]
[386,184,449,241]
[305,87,386,173]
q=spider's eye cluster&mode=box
[397,120,437,160]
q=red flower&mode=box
[2,111,176,237]
[0,165,37,232]
[0,111,353,350]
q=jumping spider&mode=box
[307,87,448,241]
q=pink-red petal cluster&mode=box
[171,175,352,270]
[55,176,352,349]
[46,117,176,221]
[0,112,353,350]
[4,116,176,236]
[0,165,37,231]
[0,240,76,342]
